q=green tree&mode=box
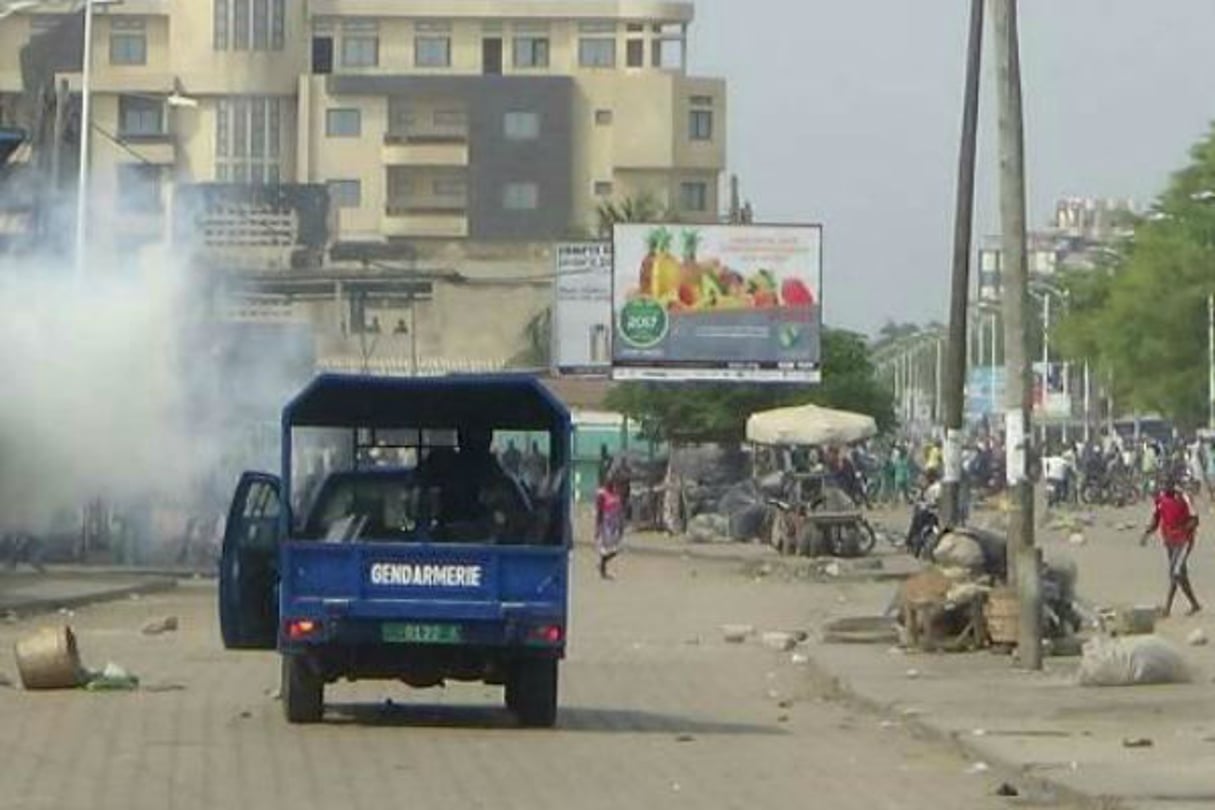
[1055,125,1215,428]
[605,329,895,442]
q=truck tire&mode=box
[507,659,558,728]
[282,654,324,724]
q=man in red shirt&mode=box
[1141,477,1202,617]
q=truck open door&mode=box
[219,472,283,649]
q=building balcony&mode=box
[382,135,468,167]
[383,204,468,238]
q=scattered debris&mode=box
[142,683,186,693]
[84,662,139,691]
[1122,737,1154,749]
[721,624,754,644]
[141,616,179,636]
[3,611,17,623]
[674,733,695,743]
[792,630,810,643]
[905,668,921,680]
[1067,532,1087,546]
[56,608,75,618]
[790,653,809,665]
[972,728,988,737]
[823,562,842,578]
[994,782,1020,798]
[1101,605,1159,637]
[238,710,252,719]
[683,636,702,646]
[777,714,790,723]
[777,699,793,709]
[965,762,990,775]
[0,672,14,688]
[1187,628,1209,647]
[821,616,901,646]
[761,631,797,651]
[128,593,142,601]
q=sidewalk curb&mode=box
[1,577,179,618]
[799,651,1117,810]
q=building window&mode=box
[117,164,161,212]
[689,109,713,141]
[578,38,616,68]
[214,0,285,51]
[513,36,550,68]
[690,95,714,107]
[341,20,379,67]
[326,108,361,137]
[109,19,147,66]
[327,179,361,208]
[433,178,466,197]
[433,109,467,128]
[595,109,613,126]
[415,36,451,67]
[594,181,613,196]
[652,38,684,69]
[118,95,163,136]
[625,39,644,68]
[503,111,540,141]
[215,96,282,184]
[503,182,539,211]
[680,181,708,212]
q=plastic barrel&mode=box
[14,626,84,690]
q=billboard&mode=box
[611,224,823,383]
[552,242,613,376]
[966,366,1007,419]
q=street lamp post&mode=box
[73,0,97,280]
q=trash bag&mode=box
[687,513,729,544]
[727,504,769,542]
[1077,635,1191,687]
[932,532,985,571]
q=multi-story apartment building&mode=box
[0,0,726,249]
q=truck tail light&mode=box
[285,618,321,640]
[529,624,564,644]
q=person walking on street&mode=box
[1141,476,1202,617]
[594,478,625,580]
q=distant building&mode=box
[976,196,1137,300]
[0,0,726,250]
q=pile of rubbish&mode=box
[886,527,1082,654]
[12,624,150,692]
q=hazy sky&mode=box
[686,0,1215,334]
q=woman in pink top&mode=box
[595,479,625,580]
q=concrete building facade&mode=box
[0,0,727,249]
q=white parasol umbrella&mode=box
[745,403,878,447]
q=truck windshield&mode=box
[294,430,563,546]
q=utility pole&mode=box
[941,0,985,526]
[993,0,1041,670]
[49,79,68,190]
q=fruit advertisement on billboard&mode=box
[611,223,822,382]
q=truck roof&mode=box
[284,373,570,432]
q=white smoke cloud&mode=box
[0,242,206,532]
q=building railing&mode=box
[384,202,467,217]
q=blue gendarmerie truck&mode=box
[218,374,572,726]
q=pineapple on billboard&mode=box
[611,223,823,382]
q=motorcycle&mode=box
[906,499,941,560]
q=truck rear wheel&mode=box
[282,654,324,724]
[506,659,558,728]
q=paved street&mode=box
[0,548,1032,810]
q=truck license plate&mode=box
[381,623,462,645]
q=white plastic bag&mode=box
[1077,635,1191,687]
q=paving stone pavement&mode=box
[0,549,1048,810]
